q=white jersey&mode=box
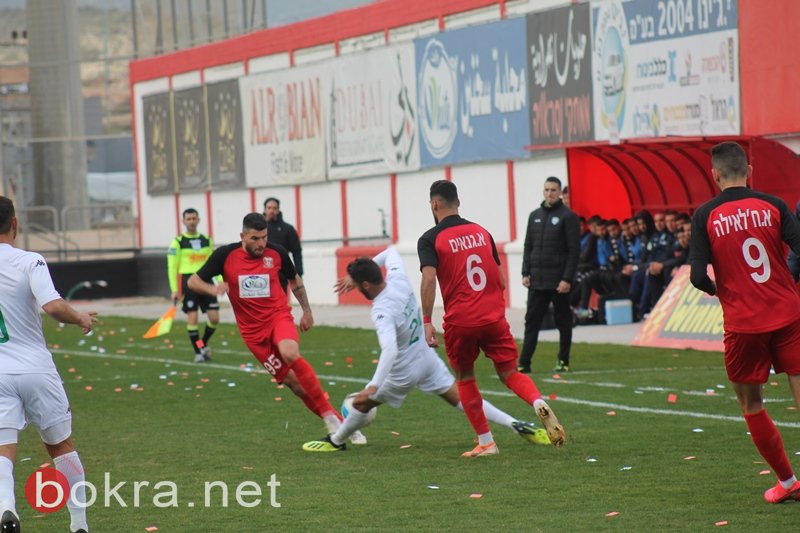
[368,247,442,389]
[0,243,61,373]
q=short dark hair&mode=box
[242,212,268,232]
[711,142,748,179]
[182,208,199,218]
[347,258,383,285]
[622,218,632,225]
[429,180,458,205]
[607,218,620,227]
[263,197,280,209]
[545,176,562,189]
[0,196,15,234]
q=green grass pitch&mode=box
[12,315,800,531]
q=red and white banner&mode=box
[240,63,329,186]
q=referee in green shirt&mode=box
[167,208,220,362]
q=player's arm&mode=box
[689,210,716,295]
[778,200,800,256]
[188,247,229,298]
[287,227,304,277]
[42,300,96,334]
[278,245,313,331]
[562,211,581,290]
[488,235,506,290]
[420,266,438,347]
[521,212,533,287]
[367,311,399,390]
[27,255,96,333]
[417,234,439,347]
[167,238,180,301]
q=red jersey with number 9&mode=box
[418,215,505,327]
[691,187,800,333]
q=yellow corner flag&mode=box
[143,305,176,339]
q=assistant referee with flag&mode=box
[167,208,220,362]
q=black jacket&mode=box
[267,214,303,276]
[522,199,580,290]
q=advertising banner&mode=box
[527,3,594,146]
[142,92,175,195]
[173,86,208,191]
[207,80,246,189]
[633,266,723,352]
[327,43,419,179]
[239,62,328,186]
[415,17,529,166]
[592,0,739,141]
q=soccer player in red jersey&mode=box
[418,180,566,456]
[691,142,800,503]
[188,213,355,440]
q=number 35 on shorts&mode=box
[262,353,283,376]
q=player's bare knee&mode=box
[278,342,300,363]
[44,438,74,459]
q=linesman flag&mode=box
[143,305,176,339]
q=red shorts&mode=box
[442,319,519,374]
[242,310,299,383]
[723,319,800,384]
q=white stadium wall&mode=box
[132,0,575,310]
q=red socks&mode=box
[744,409,794,481]
[457,378,490,436]
[290,357,339,419]
[504,371,542,405]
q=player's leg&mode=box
[552,291,573,370]
[43,435,88,533]
[443,324,495,456]
[484,319,566,447]
[185,309,203,362]
[0,375,25,530]
[518,289,551,372]
[23,373,88,532]
[789,374,800,409]
[727,327,800,503]
[0,441,18,532]
[200,298,220,360]
[329,391,382,447]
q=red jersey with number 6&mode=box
[690,187,800,333]
[418,215,505,327]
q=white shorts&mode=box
[370,352,454,408]
[0,373,72,443]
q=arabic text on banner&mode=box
[527,3,594,146]
[415,17,530,166]
[327,43,420,180]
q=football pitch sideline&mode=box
[14,316,800,532]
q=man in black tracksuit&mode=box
[519,177,580,373]
[263,197,304,276]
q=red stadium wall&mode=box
[739,0,800,136]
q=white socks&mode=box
[53,451,88,533]
[0,456,15,518]
[323,414,341,434]
[331,409,370,446]
[780,475,798,490]
[455,400,515,429]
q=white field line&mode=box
[52,348,800,429]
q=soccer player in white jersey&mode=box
[302,246,549,453]
[0,197,96,533]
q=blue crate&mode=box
[604,299,632,325]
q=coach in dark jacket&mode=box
[518,177,580,373]
[263,197,304,276]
